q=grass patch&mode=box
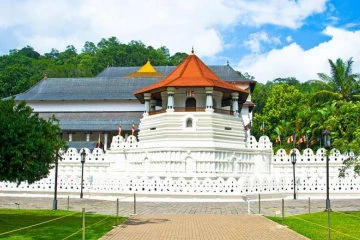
[0,209,127,240]
[268,211,360,240]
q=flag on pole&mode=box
[287,135,294,143]
[310,139,317,145]
[260,122,265,133]
[296,135,306,145]
[118,124,122,136]
[132,123,135,135]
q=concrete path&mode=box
[100,214,308,240]
[2,196,360,239]
[1,195,359,216]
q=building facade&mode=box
[3,51,358,200]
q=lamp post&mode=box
[290,150,297,200]
[52,149,62,210]
[323,129,331,240]
[80,149,86,199]
[323,129,331,211]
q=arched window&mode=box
[185,97,196,111]
[186,118,193,128]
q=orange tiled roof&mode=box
[134,53,247,95]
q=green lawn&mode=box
[268,211,360,240]
[0,209,127,240]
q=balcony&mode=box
[148,107,234,116]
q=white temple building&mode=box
[1,51,359,200]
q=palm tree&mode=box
[311,58,360,105]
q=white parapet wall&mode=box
[1,135,359,200]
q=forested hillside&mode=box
[0,37,188,99]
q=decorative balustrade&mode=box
[148,107,234,115]
[247,135,273,149]
[1,135,359,198]
[2,174,359,196]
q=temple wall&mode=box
[1,135,359,199]
[138,112,247,149]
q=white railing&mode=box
[1,135,359,198]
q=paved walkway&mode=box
[1,195,359,216]
[100,214,308,240]
[1,195,360,239]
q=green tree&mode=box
[0,99,66,184]
[251,81,273,115]
[169,52,188,65]
[273,77,300,86]
[320,100,360,177]
[311,58,360,105]
[18,46,40,59]
[0,52,35,97]
[252,83,305,147]
[236,71,255,80]
[82,41,97,55]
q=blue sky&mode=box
[0,0,359,83]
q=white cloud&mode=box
[235,0,328,28]
[244,31,281,53]
[0,0,240,56]
[0,0,329,57]
[237,26,360,83]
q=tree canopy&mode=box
[251,57,360,176]
[0,98,66,184]
[311,58,360,105]
[0,38,188,99]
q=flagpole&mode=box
[304,134,308,148]
[293,134,295,148]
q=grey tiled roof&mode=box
[15,65,254,101]
[15,77,160,101]
[208,65,251,82]
[66,141,97,151]
[96,65,253,82]
[59,120,135,131]
[39,112,142,131]
[97,66,176,78]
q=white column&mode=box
[150,100,157,111]
[86,133,90,142]
[231,92,239,117]
[69,133,73,142]
[144,93,151,115]
[166,87,175,112]
[104,133,108,151]
[205,87,214,112]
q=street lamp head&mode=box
[322,129,331,149]
[80,149,86,164]
[291,150,297,164]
